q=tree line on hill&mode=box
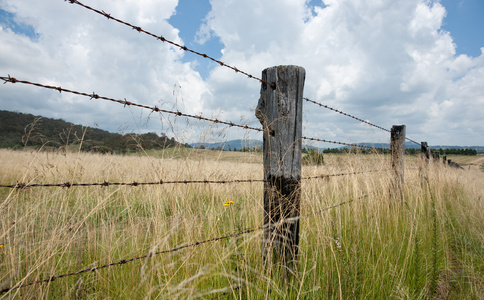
[0,110,189,153]
[436,148,478,155]
[195,145,478,156]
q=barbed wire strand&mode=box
[303,98,391,133]
[301,136,375,149]
[0,227,257,294]
[1,76,384,150]
[0,179,264,189]
[0,195,366,294]
[303,98,421,146]
[303,169,387,180]
[0,75,263,133]
[435,270,463,291]
[0,170,388,190]
[405,137,421,146]
[64,0,274,88]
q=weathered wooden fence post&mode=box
[391,125,406,202]
[256,65,305,273]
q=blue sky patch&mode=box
[307,0,328,17]
[0,8,39,40]
[169,0,224,80]
[440,0,484,57]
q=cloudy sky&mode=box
[0,0,483,147]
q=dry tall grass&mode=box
[0,148,483,299]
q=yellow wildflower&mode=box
[223,200,234,207]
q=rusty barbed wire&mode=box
[405,137,420,146]
[303,98,391,133]
[0,194,365,294]
[303,98,421,146]
[64,0,274,88]
[302,169,387,180]
[0,227,258,294]
[435,270,464,291]
[0,178,264,189]
[0,75,263,133]
[0,170,385,190]
[302,136,375,149]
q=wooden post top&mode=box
[256,65,305,179]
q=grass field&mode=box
[0,148,483,299]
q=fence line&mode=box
[64,0,274,88]
[0,195,365,294]
[0,170,386,190]
[0,2,464,296]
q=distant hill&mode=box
[0,110,187,153]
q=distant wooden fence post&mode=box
[391,125,406,202]
[256,65,305,273]
[420,142,430,184]
[421,142,430,162]
[432,151,440,162]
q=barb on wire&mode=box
[0,76,263,133]
[0,195,364,294]
[303,98,391,133]
[64,0,273,88]
[0,170,386,190]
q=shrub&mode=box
[302,148,324,165]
